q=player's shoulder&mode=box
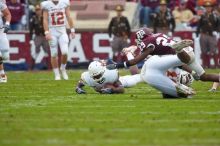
[60,0,70,6]
[0,1,7,11]
[41,1,51,10]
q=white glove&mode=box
[127,38,131,44]
[213,31,220,40]
[167,32,172,37]
[29,40,34,44]
[109,36,113,42]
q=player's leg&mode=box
[59,33,69,80]
[0,33,10,83]
[119,74,143,87]
[175,46,220,82]
[49,35,60,80]
[209,82,219,92]
[141,56,195,97]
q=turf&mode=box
[0,69,220,146]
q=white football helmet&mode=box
[88,60,106,83]
[178,70,194,86]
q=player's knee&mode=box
[187,52,195,64]
[50,50,58,57]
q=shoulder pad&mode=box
[41,1,48,10]
[61,0,70,7]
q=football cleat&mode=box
[208,88,217,92]
[0,74,7,83]
[176,83,196,96]
[122,45,137,55]
[171,39,193,53]
[55,74,61,80]
[60,69,69,80]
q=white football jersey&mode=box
[81,69,119,88]
[0,1,7,29]
[41,0,69,28]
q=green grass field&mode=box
[0,69,220,146]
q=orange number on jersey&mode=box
[51,12,64,26]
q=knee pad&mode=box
[183,47,195,64]
[49,37,58,57]
[59,34,69,55]
[50,47,58,57]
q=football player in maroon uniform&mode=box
[107,27,220,83]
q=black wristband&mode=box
[125,61,131,68]
[116,63,125,68]
[116,61,131,68]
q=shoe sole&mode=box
[171,39,193,52]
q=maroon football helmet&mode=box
[135,27,153,42]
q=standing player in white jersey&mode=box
[0,0,11,83]
[41,0,75,80]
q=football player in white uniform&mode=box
[0,1,11,83]
[41,0,75,80]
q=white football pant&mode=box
[119,74,143,87]
[0,33,10,60]
[48,28,69,57]
[141,55,183,97]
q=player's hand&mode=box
[100,88,113,94]
[3,24,10,33]
[45,33,52,41]
[70,32,75,39]
[192,71,200,81]
[75,87,86,94]
[109,36,113,42]
[127,39,131,44]
[106,63,117,70]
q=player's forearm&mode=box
[3,8,11,24]
[42,11,49,32]
[112,86,125,94]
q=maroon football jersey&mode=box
[137,33,176,55]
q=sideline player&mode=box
[107,27,220,83]
[0,0,11,83]
[41,0,75,80]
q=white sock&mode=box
[53,68,60,76]
[126,52,134,60]
[0,70,5,75]
[60,64,66,70]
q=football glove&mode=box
[100,88,113,94]
[75,87,86,94]
[3,24,10,33]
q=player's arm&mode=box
[99,81,125,94]
[2,7,11,33]
[42,10,51,40]
[75,80,86,94]
[107,45,154,70]
[65,6,75,38]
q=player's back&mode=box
[142,33,176,55]
[41,0,69,31]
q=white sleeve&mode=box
[41,1,48,11]
[81,72,96,87]
[0,2,7,11]
[63,0,70,7]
